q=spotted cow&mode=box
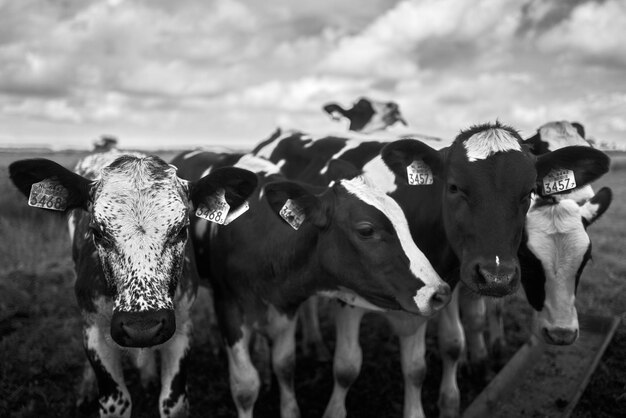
[252,121,611,418]
[462,120,613,367]
[9,151,257,418]
[171,152,450,418]
[322,97,407,133]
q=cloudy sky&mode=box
[1,0,625,150]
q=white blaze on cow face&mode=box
[525,188,594,343]
[340,177,448,315]
[89,156,190,313]
[463,126,522,162]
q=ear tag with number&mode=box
[279,199,306,230]
[542,169,577,195]
[406,160,433,185]
[28,179,69,211]
[223,201,250,226]
[195,189,230,224]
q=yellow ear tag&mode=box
[542,169,577,195]
[406,160,433,185]
[195,189,230,224]
[279,199,306,230]
[28,180,69,211]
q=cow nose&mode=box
[430,284,451,311]
[111,309,175,347]
[412,283,451,316]
[542,326,578,345]
[473,259,519,297]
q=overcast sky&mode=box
[1,0,625,150]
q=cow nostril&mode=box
[431,285,451,310]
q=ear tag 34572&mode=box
[279,199,305,230]
[28,179,68,211]
[542,169,577,195]
[407,160,433,185]
[195,189,230,224]
[223,201,250,226]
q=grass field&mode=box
[0,149,624,417]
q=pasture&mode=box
[0,149,624,417]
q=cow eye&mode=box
[448,184,459,194]
[90,225,105,242]
[355,222,376,239]
[173,226,188,242]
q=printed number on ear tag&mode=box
[407,160,433,185]
[542,169,577,195]
[195,189,230,224]
[279,199,305,230]
[29,180,68,211]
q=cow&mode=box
[251,121,610,418]
[9,150,257,418]
[462,120,612,368]
[171,152,451,418]
[322,97,408,133]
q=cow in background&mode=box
[172,151,451,418]
[462,120,612,370]
[9,151,256,418]
[322,97,408,133]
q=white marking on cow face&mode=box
[539,121,588,150]
[234,154,281,176]
[340,176,445,314]
[362,155,397,194]
[463,127,521,162]
[89,156,190,313]
[495,255,500,267]
[526,194,591,340]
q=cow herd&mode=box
[8,98,612,418]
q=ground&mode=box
[0,149,624,417]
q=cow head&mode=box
[264,176,450,317]
[522,121,589,154]
[381,122,610,298]
[323,97,407,133]
[10,156,257,347]
[521,187,611,344]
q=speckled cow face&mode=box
[89,155,190,314]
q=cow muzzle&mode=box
[468,258,519,297]
[541,326,579,345]
[110,309,175,347]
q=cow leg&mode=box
[84,325,131,418]
[251,332,272,391]
[267,306,300,418]
[387,314,428,418]
[76,359,98,413]
[437,286,464,418]
[158,321,192,418]
[226,325,261,418]
[322,303,366,418]
[486,298,506,365]
[299,296,330,361]
[458,285,488,380]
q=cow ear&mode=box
[322,103,345,120]
[326,159,361,182]
[190,167,258,211]
[381,139,444,183]
[535,146,610,196]
[581,187,612,227]
[9,158,92,211]
[264,181,328,229]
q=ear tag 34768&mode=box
[542,169,577,195]
[407,160,433,185]
[279,199,306,230]
[195,189,230,224]
[29,179,68,211]
[223,201,250,226]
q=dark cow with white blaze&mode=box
[172,152,450,418]
[252,122,611,418]
[9,151,257,418]
[322,97,408,133]
[464,120,613,361]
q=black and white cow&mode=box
[463,120,613,364]
[252,122,610,418]
[172,152,451,418]
[322,97,408,133]
[9,151,257,418]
